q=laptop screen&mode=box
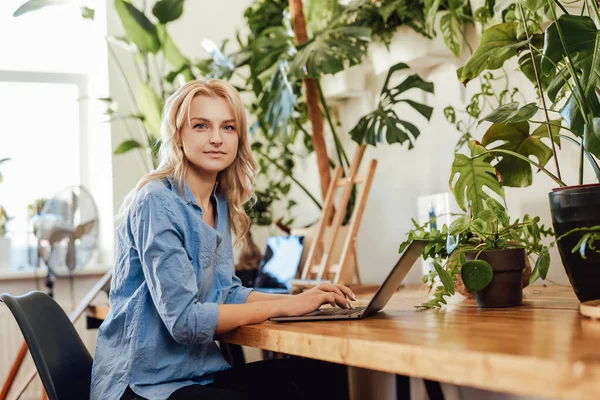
[254,235,304,291]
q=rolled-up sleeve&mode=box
[131,194,218,345]
[225,275,253,304]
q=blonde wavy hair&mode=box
[119,79,258,247]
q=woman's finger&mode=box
[335,284,356,301]
[317,283,345,299]
[332,293,353,309]
[322,293,336,308]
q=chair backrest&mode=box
[0,291,93,400]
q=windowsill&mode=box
[0,264,112,281]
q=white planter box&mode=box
[320,63,370,101]
[367,13,481,76]
[0,237,12,269]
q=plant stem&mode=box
[106,39,153,173]
[551,0,570,15]
[153,54,165,101]
[548,0,591,184]
[518,4,562,182]
[255,148,322,210]
[315,79,349,170]
[588,0,600,23]
[579,137,585,183]
[547,2,588,122]
[474,149,567,186]
[554,133,600,181]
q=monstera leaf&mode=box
[457,22,529,85]
[542,15,600,99]
[481,121,553,187]
[350,63,434,147]
[250,26,295,80]
[450,141,505,217]
[258,62,297,144]
[479,102,538,125]
[289,25,371,78]
[541,15,600,158]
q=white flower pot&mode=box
[320,63,370,101]
[0,237,12,269]
[367,12,481,76]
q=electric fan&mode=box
[31,185,99,298]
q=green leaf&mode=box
[536,246,550,279]
[137,82,163,139]
[114,139,143,154]
[449,215,470,235]
[531,119,562,147]
[152,0,184,24]
[157,25,190,73]
[541,15,600,101]
[81,6,94,20]
[482,121,553,187]
[509,229,521,242]
[480,102,538,125]
[350,62,434,147]
[457,23,529,85]
[424,0,442,36]
[433,262,455,295]
[13,0,73,17]
[250,27,295,79]
[380,0,401,22]
[461,260,493,292]
[449,141,505,217]
[257,62,296,143]
[114,0,161,54]
[440,13,460,58]
[471,218,488,233]
[484,197,508,226]
[584,119,600,160]
[290,26,371,78]
[477,209,496,222]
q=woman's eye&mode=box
[223,125,236,131]
[194,123,207,129]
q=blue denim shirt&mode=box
[90,177,253,400]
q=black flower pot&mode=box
[466,249,526,308]
[549,184,600,302]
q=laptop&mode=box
[253,235,304,294]
[269,239,427,322]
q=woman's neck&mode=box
[185,166,217,211]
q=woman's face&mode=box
[180,95,239,174]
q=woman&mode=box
[91,80,355,400]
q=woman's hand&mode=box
[278,283,356,317]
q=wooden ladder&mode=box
[290,144,377,291]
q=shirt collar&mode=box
[167,176,219,207]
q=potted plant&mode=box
[401,198,552,308]
[455,0,600,302]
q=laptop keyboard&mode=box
[307,306,366,317]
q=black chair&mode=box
[0,291,93,400]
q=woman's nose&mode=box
[209,130,223,145]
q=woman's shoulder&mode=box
[132,179,179,212]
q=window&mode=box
[0,1,113,270]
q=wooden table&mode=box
[216,285,600,400]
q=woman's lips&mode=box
[205,151,225,158]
